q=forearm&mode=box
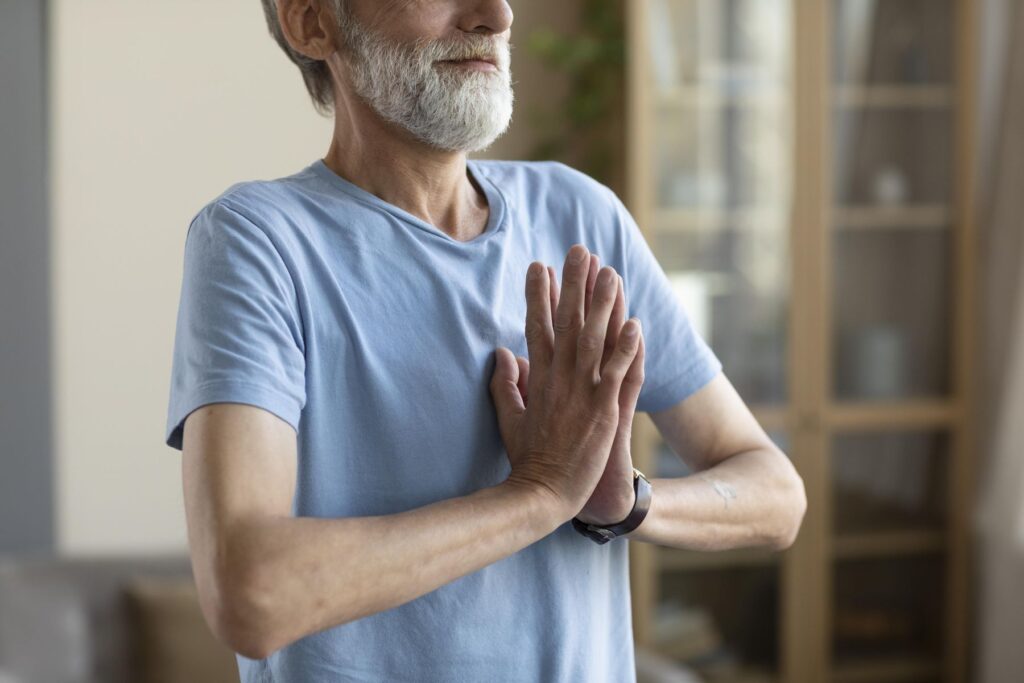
[627,448,806,551]
[220,482,560,658]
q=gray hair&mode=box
[260,0,349,115]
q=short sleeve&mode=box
[164,200,306,450]
[610,192,722,413]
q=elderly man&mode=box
[164,1,807,681]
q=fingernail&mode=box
[527,263,541,280]
[569,246,586,264]
[624,318,639,336]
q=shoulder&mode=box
[185,166,323,248]
[199,165,317,226]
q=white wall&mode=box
[50,0,334,554]
[50,0,576,554]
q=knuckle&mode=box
[622,372,644,390]
[553,311,578,336]
[602,364,626,385]
[594,281,616,304]
[525,320,546,344]
[541,380,560,403]
[577,332,602,353]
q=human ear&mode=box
[277,0,338,61]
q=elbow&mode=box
[209,574,280,660]
[773,469,807,551]
[199,550,282,660]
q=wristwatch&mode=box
[571,468,652,545]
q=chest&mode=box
[300,241,533,406]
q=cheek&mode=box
[389,0,465,38]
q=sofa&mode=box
[0,554,237,683]
[0,555,700,683]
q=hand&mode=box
[489,244,643,520]
[517,255,646,526]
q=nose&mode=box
[457,0,513,36]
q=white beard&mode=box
[340,20,514,153]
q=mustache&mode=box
[424,35,510,64]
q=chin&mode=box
[414,101,515,153]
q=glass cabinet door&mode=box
[629,0,969,680]
[830,0,956,403]
[642,0,795,407]
[828,1,957,680]
[634,2,796,681]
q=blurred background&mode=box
[0,0,1021,681]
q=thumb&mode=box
[490,348,526,426]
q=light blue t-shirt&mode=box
[165,158,721,683]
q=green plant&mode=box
[525,0,626,189]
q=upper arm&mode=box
[181,402,297,648]
[164,198,306,451]
[648,372,780,473]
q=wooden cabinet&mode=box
[625,2,977,681]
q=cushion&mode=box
[123,577,239,683]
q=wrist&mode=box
[574,486,636,526]
[500,477,570,530]
[572,469,652,545]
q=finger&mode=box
[523,262,553,395]
[602,274,626,371]
[515,355,530,405]
[576,266,620,385]
[596,317,642,408]
[617,326,645,420]
[552,244,590,377]
[489,347,526,421]
[584,253,599,319]
[547,265,559,326]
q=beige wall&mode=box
[50,0,576,554]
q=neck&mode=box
[322,91,489,243]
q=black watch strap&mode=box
[572,468,652,545]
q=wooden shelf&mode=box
[832,204,951,230]
[673,664,777,683]
[833,85,954,109]
[656,84,787,109]
[832,530,946,560]
[659,545,782,572]
[826,400,958,431]
[657,652,779,683]
[651,204,951,232]
[831,655,941,683]
[653,206,789,233]
[654,84,952,110]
